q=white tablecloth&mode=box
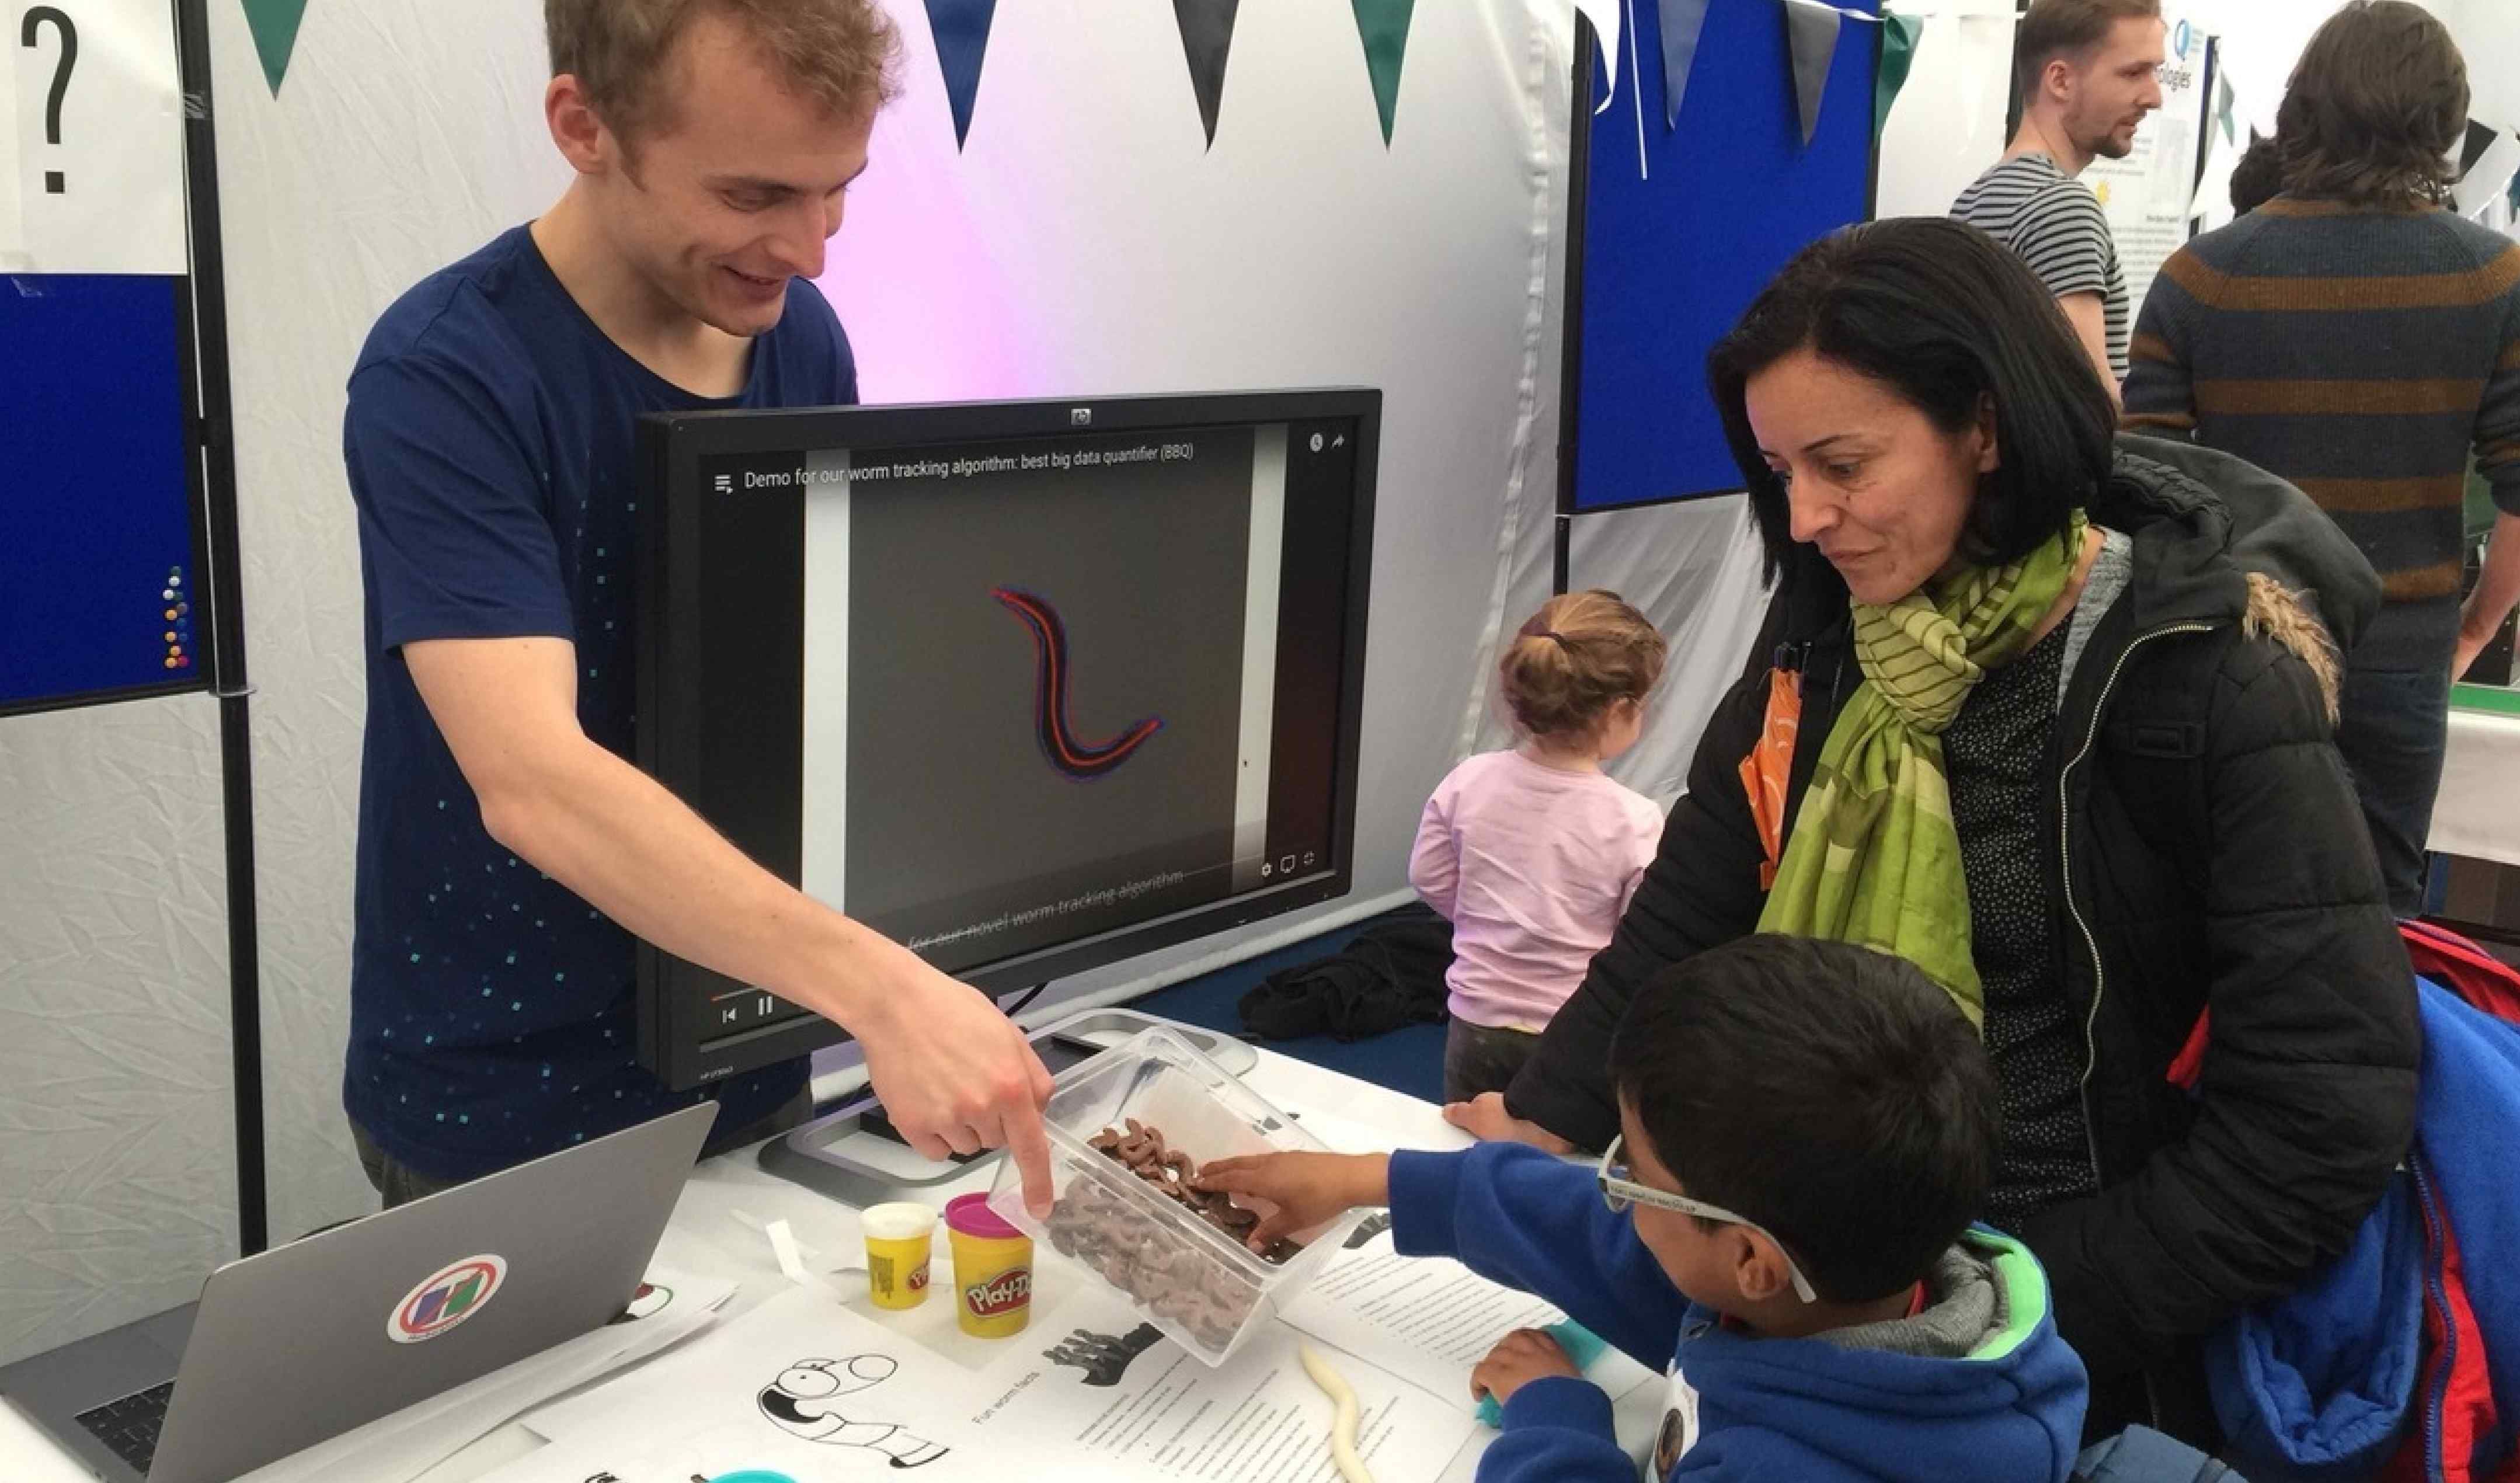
[0,1048,1669,1482]
[2433,705,2520,868]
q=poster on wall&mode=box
[2084,9,2212,323]
[4,0,189,274]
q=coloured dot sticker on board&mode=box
[159,565,193,671]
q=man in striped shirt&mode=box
[1952,0,2165,401]
[2124,1,2520,915]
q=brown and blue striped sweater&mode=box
[2123,196,2520,667]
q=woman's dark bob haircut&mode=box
[1707,217,2118,586]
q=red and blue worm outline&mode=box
[991,587,1164,781]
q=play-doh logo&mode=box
[387,1255,509,1343]
[965,1269,1031,1318]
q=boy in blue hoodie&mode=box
[1199,935,2089,1481]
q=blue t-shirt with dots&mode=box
[342,226,854,1180]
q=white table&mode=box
[0,1048,1668,1482]
[2434,704,2520,869]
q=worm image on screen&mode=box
[991,586,1164,781]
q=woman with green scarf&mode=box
[1456,218,2416,1448]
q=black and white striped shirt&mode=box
[1951,153,2129,380]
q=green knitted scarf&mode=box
[1756,511,2090,1027]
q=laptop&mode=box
[0,1101,716,1483]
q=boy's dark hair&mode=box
[2278,1,2467,210]
[1609,936,1999,1304]
[1707,217,2115,588]
[2014,0,2162,104]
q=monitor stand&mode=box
[756,1008,1258,1207]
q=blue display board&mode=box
[1567,0,1881,511]
[0,274,205,713]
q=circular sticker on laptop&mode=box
[388,1254,509,1344]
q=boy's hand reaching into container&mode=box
[1194,1151,1390,1252]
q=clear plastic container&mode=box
[986,1025,1366,1366]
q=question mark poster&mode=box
[5,0,187,274]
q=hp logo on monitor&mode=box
[1070,408,1092,426]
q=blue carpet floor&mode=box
[1124,913,1448,1105]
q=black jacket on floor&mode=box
[1237,906,1451,1042]
[1503,437,2420,1402]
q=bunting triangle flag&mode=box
[924,0,1000,150]
[1784,0,1842,147]
[1874,12,1922,141]
[239,0,311,96]
[1349,0,1416,147]
[1172,0,1242,149]
[1659,0,1713,130]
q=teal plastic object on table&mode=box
[1475,1321,1614,1428]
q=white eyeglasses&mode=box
[1595,1133,1819,1305]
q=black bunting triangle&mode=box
[1172,0,1242,149]
[924,0,1001,150]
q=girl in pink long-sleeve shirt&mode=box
[1412,591,1668,1103]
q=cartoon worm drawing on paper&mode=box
[756,1356,948,1470]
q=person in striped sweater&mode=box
[2122,0,2520,916]
[1952,0,2167,402]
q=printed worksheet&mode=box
[517,1284,1475,1483]
[970,1282,1473,1480]
[1279,1230,1659,1415]
[524,1289,986,1473]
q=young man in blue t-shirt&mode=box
[342,0,1053,1206]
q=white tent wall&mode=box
[1875,0,2020,218]
[2439,0,2520,140]
[0,702,234,1364]
[0,0,1581,1357]
[2164,0,2520,165]
[1565,499,1773,805]
[2187,0,2347,141]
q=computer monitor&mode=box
[633,389,1379,1088]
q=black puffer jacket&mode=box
[1506,438,2420,1393]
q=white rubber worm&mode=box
[1297,1341,1374,1483]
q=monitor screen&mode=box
[634,390,1378,1088]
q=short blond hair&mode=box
[547,0,902,141]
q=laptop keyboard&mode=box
[75,1380,174,1472]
